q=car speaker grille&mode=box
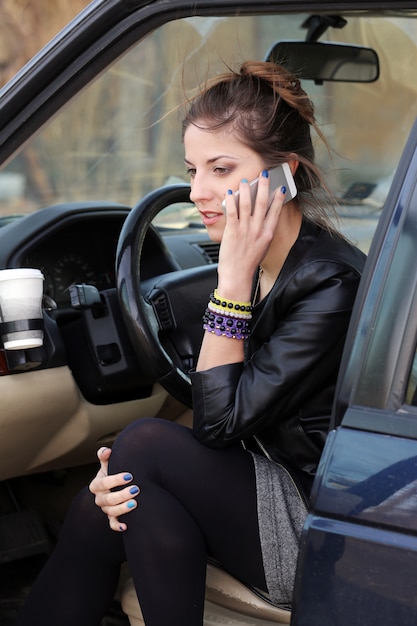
[194,241,219,264]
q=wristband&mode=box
[210,289,253,314]
[207,301,252,319]
[203,309,251,340]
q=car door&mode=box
[291,118,417,625]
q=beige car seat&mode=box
[120,561,291,625]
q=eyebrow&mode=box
[184,155,239,165]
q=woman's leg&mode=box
[16,485,126,626]
[108,418,266,626]
[17,417,265,626]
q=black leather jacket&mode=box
[191,219,366,500]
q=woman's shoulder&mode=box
[271,219,366,305]
[291,218,366,277]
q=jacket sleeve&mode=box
[190,260,361,448]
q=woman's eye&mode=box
[213,166,230,175]
[185,168,196,178]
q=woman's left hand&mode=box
[89,447,140,532]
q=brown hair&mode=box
[182,61,339,233]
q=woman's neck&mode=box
[259,202,302,300]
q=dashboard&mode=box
[0,200,218,402]
[22,218,122,310]
[0,202,218,312]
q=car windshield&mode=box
[1,12,417,250]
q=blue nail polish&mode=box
[123,473,132,481]
[241,178,248,184]
[127,500,136,509]
[119,525,125,531]
[227,189,233,195]
[262,169,269,178]
[281,185,287,194]
[130,486,139,495]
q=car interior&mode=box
[1,5,417,624]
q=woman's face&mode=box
[184,122,266,242]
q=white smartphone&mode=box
[221,162,297,212]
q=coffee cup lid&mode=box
[0,268,44,281]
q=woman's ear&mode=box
[288,158,299,176]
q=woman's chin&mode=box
[206,226,223,243]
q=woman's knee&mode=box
[108,418,188,475]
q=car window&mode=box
[1,13,417,249]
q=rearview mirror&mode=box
[266,41,379,83]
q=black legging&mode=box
[17,418,267,626]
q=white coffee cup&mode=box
[0,268,44,350]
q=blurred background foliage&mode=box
[0,0,91,87]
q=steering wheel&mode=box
[116,184,217,407]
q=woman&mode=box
[17,61,365,625]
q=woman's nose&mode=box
[189,173,212,204]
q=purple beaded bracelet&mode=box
[203,309,251,340]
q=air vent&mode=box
[151,292,175,331]
[193,241,220,264]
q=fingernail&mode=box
[98,447,108,455]
[241,178,248,183]
[127,500,136,509]
[262,169,269,178]
[119,525,126,531]
[129,486,139,495]
[227,189,233,195]
[281,185,287,194]
[123,473,133,482]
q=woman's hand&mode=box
[218,170,286,298]
[89,447,140,532]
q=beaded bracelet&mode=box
[203,322,250,340]
[203,309,251,340]
[207,301,252,320]
[210,289,253,315]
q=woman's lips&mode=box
[199,211,223,227]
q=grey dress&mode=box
[250,451,307,608]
